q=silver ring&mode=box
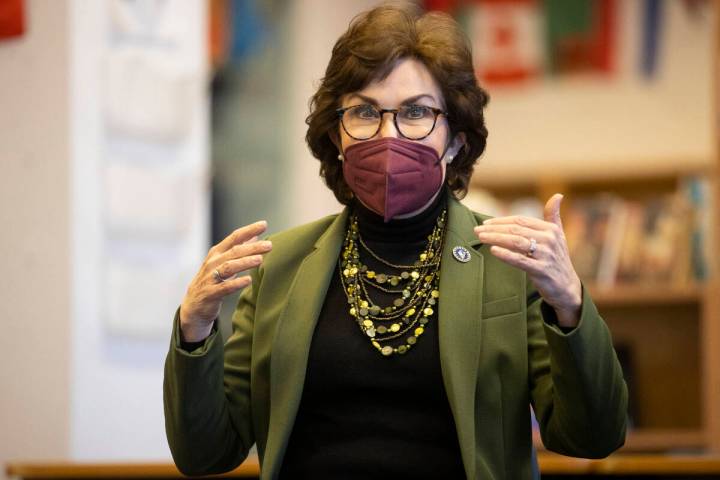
[213,269,225,283]
[527,238,537,257]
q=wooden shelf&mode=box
[8,455,720,478]
[623,429,707,452]
[471,162,715,190]
[537,452,720,475]
[534,428,707,453]
[585,282,706,307]
[5,458,261,478]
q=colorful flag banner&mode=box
[544,0,615,75]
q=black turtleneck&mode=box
[279,186,466,479]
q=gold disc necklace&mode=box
[338,208,447,357]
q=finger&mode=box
[209,240,272,270]
[206,275,253,300]
[544,193,564,229]
[475,231,538,255]
[488,245,544,276]
[474,223,550,242]
[214,254,264,281]
[481,215,553,232]
[212,220,268,255]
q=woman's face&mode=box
[337,57,460,168]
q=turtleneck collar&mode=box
[351,185,449,243]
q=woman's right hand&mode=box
[179,220,272,342]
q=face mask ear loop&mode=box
[440,136,458,164]
[437,139,449,164]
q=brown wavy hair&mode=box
[305,2,489,205]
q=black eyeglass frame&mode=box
[336,104,449,141]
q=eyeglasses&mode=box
[336,104,448,141]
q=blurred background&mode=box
[1,0,718,478]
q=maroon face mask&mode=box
[342,137,444,222]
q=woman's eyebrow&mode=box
[346,93,379,105]
[400,94,437,105]
[347,93,438,106]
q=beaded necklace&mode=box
[339,208,447,357]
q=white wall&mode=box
[0,0,72,473]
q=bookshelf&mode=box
[472,167,718,454]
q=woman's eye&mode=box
[354,105,379,119]
[402,105,430,120]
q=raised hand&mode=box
[179,220,272,342]
[473,194,582,328]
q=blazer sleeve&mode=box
[163,266,260,476]
[527,275,628,458]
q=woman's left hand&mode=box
[473,193,582,328]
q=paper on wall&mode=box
[103,161,208,237]
[103,46,202,141]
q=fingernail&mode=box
[261,240,272,248]
[256,220,267,227]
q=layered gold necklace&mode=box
[339,208,447,357]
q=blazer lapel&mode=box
[263,208,349,479]
[438,196,484,480]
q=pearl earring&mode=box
[338,154,344,161]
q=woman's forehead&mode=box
[342,58,444,107]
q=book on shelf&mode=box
[466,176,712,288]
[681,176,714,282]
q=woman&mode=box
[164,4,627,479]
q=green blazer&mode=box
[164,195,627,480]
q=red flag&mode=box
[469,0,543,85]
[0,0,24,41]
